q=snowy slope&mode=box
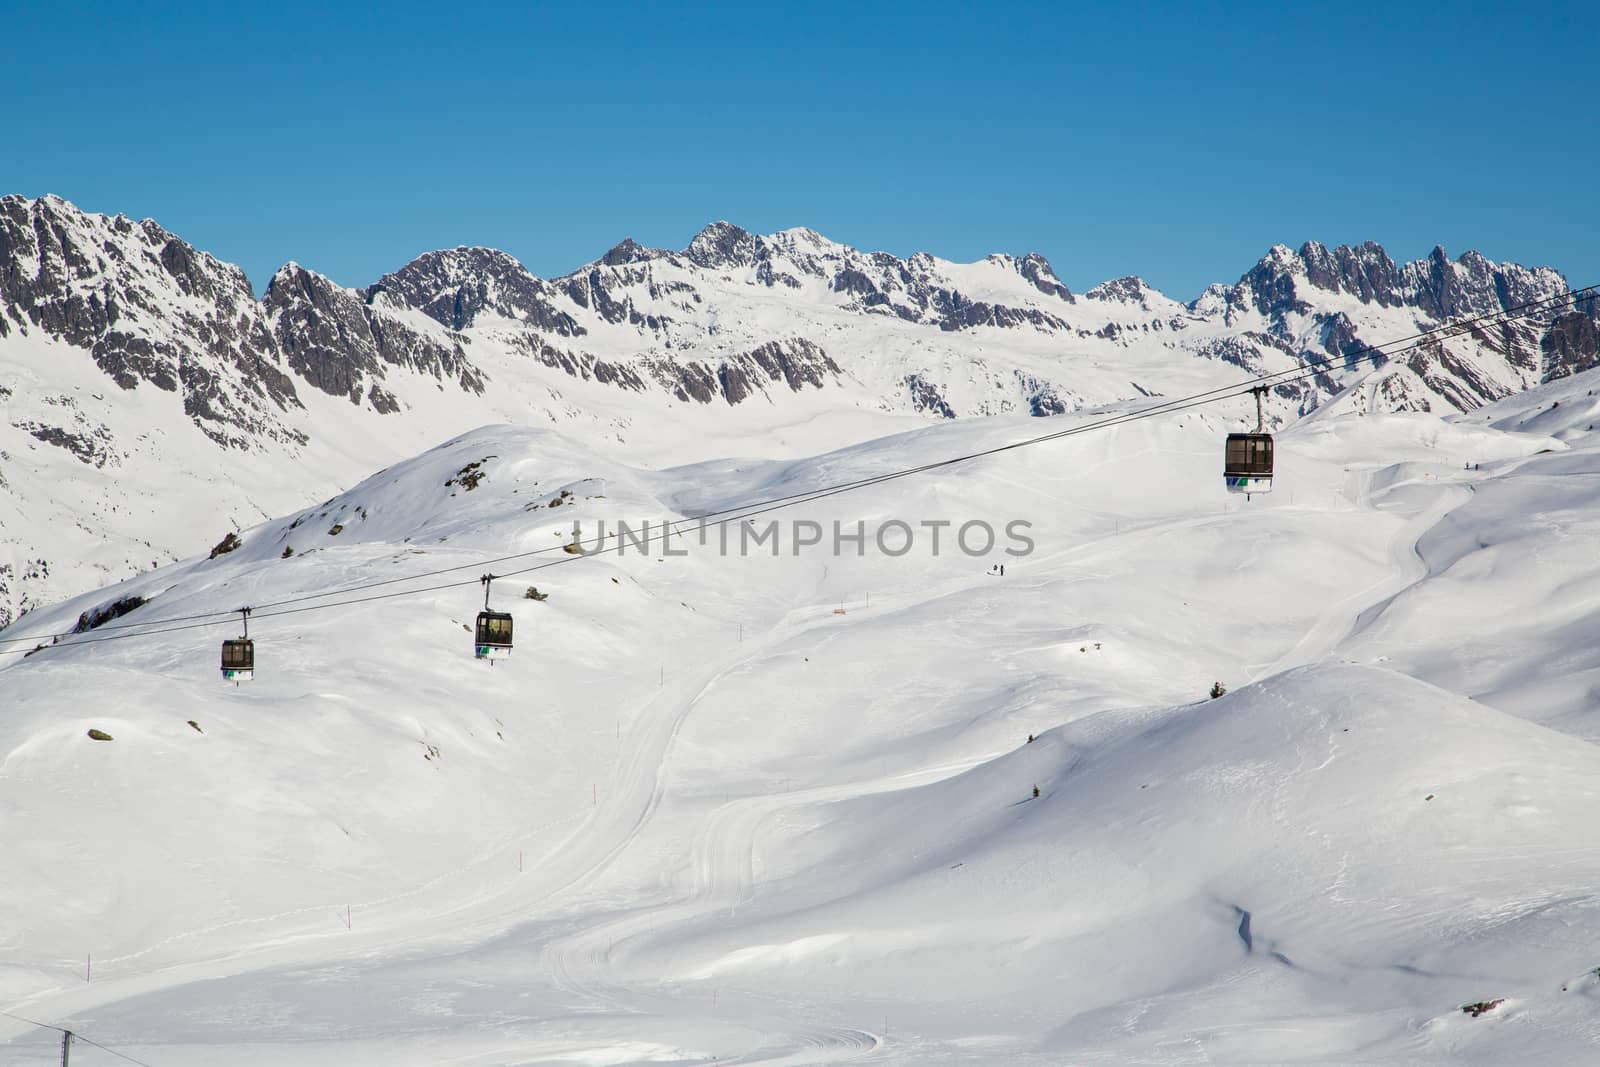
[4,369,1600,1064]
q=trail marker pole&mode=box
[85,954,90,983]
[60,1029,72,1066]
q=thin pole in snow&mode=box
[60,1029,72,1067]
[518,850,523,873]
[593,783,597,806]
[85,954,90,983]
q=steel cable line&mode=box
[2,283,1594,658]
[4,278,1588,650]
[0,1006,158,1067]
[0,281,1574,652]
[13,288,1586,657]
[5,283,1593,652]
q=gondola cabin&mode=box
[475,611,513,660]
[221,638,255,681]
[1224,432,1274,494]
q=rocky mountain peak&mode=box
[264,254,480,412]
[1020,252,1073,302]
[0,194,298,444]
[264,260,338,301]
[769,226,834,252]
[1401,244,1565,322]
[1085,276,1153,306]
[685,221,759,269]
[599,238,658,266]
[1296,240,1402,307]
[1238,239,1569,321]
[366,246,582,336]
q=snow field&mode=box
[4,372,1600,1063]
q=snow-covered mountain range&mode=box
[2,192,1596,624]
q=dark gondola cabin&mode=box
[221,638,254,681]
[475,611,513,660]
[1224,432,1274,494]
[1225,384,1275,495]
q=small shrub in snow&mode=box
[208,532,242,559]
[74,595,146,633]
[328,523,343,536]
[445,458,492,491]
[1462,999,1504,1018]
[86,728,113,741]
[281,546,294,558]
[1032,785,1040,798]
[524,586,549,601]
[1210,681,1227,699]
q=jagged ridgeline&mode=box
[3,195,1595,438]
[1,192,1597,625]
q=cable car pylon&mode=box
[475,574,513,662]
[1224,385,1274,497]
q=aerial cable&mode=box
[3,282,1592,653]
[0,1006,159,1067]
[2,281,1591,654]
[1,282,1594,658]
[5,276,1589,650]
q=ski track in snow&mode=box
[0,601,898,1063]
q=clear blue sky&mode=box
[6,0,1594,299]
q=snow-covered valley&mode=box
[5,364,1600,1065]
